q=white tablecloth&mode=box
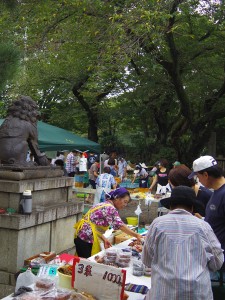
[3,237,151,300]
[88,235,151,300]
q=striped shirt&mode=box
[65,152,76,174]
[142,209,224,300]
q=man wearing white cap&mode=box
[189,155,225,275]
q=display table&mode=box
[131,194,169,218]
[88,235,151,300]
[130,193,159,204]
[2,235,151,300]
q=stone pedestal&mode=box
[0,176,83,298]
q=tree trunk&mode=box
[72,84,99,142]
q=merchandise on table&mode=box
[114,233,133,244]
[130,192,147,199]
[94,247,133,268]
[24,252,57,266]
[35,278,55,290]
[13,288,97,300]
[117,249,132,268]
[57,265,73,290]
[144,266,151,277]
[125,283,149,295]
[132,260,144,276]
[128,238,144,253]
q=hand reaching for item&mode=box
[104,239,112,249]
[136,234,143,243]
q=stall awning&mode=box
[0,119,101,153]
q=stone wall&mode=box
[0,176,83,298]
[119,199,158,226]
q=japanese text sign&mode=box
[72,257,126,300]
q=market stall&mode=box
[130,191,169,219]
[2,233,151,300]
[88,233,151,300]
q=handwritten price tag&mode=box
[72,258,126,300]
[102,270,123,285]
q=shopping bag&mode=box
[94,186,103,204]
[72,257,126,300]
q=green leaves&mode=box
[0,0,225,163]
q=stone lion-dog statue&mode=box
[0,95,49,166]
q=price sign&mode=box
[72,257,126,300]
[37,265,58,277]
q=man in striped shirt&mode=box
[65,150,79,177]
[142,186,223,300]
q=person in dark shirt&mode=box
[55,159,68,176]
[108,158,118,177]
[149,159,171,194]
[168,164,212,216]
[189,155,225,274]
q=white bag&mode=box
[15,268,37,292]
[94,174,111,204]
[72,257,126,300]
[156,183,171,194]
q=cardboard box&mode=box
[114,233,132,244]
[24,252,56,266]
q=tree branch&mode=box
[41,12,76,43]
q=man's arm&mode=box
[141,222,156,267]
[204,223,224,271]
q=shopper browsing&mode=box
[142,186,223,300]
[132,164,149,188]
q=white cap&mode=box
[23,190,32,196]
[188,155,217,179]
[140,163,148,168]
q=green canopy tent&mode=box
[0,119,101,153]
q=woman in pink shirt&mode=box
[74,187,142,258]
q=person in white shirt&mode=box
[95,167,117,203]
[118,157,127,181]
[79,152,87,172]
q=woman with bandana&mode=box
[74,187,142,258]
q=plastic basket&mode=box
[136,188,149,193]
[115,177,121,184]
[126,217,138,226]
[75,175,84,182]
[119,182,127,188]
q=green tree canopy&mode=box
[1,0,225,164]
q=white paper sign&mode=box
[72,257,126,300]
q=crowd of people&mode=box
[142,155,225,299]
[51,149,225,299]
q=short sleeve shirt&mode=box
[78,201,124,243]
[89,163,99,180]
[156,169,169,186]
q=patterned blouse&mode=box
[77,201,124,243]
